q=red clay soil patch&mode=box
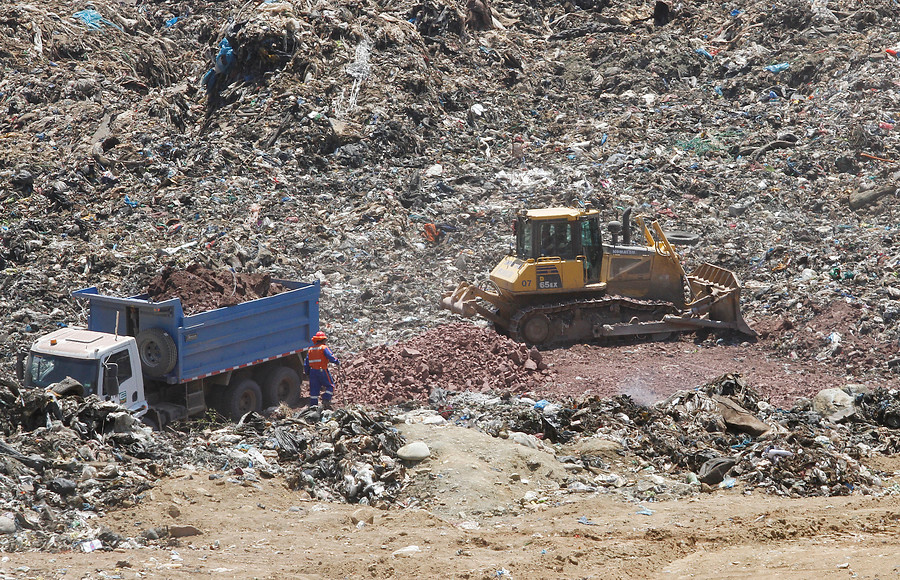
[337,323,549,406]
[146,264,284,314]
[336,312,900,409]
[760,299,895,375]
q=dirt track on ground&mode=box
[9,423,900,580]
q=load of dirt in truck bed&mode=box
[145,264,285,314]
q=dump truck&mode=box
[20,279,320,428]
[441,207,755,345]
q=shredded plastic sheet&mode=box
[72,9,123,31]
[333,39,372,118]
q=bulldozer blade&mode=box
[440,283,477,317]
[687,263,757,337]
[663,315,756,335]
[441,282,510,326]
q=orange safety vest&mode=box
[307,345,330,370]
[422,223,440,243]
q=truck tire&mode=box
[262,366,302,408]
[50,377,85,397]
[136,328,177,377]
[224,378,262,420]
[663,230,700,246]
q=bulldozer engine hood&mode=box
[491,255,527,290]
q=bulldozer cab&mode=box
[515,209,603,284]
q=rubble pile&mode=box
[0,381,174,551]
[145,263,285,313]
[338,323,550,405]
[173,407,408,506]
[416,374,900,501]
[252,407,406,505]
[0,368,898,551]
[0,381,409,550]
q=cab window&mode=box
[516,218,534,259]
[539,221,575,259]
[106,350,133,383]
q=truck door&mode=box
[101,349,140,407]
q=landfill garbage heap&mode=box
[1,369,900,553]
[0,0,898,377]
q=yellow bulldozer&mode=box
[441,207,756,346]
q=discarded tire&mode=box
[663,230,700,246]
[136,328,177,377]
[262,366,302,408]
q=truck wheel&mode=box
[262,366,302,408]
[224,378,262,420]
[136,328,177,377]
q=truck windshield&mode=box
[26,353,99,395]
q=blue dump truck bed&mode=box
[74,279,320,384]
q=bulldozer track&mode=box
[507,296,680,346]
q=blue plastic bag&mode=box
[764,63,790,73]
[72,9,123,32]
[215,38,236,75]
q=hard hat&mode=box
[312,331,327,342]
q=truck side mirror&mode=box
[103,362,120,399]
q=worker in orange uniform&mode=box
[304,331,340,409]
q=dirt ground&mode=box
[6,422,900,580]
[6,310,900,579]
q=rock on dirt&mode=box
[338,323,548,405]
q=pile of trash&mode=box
[412,374,900,502]
[0,379,174,552]
[1,0,899,381]
[339,323,550,405]
[1,365,900,551]
[0,376,409,551]
[4,0,900,551]
[226,407,407,505]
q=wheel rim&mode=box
[523,313,551,345]
[143,343,161,365]
[237,390,257,414]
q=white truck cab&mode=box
[26,327,149,416]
